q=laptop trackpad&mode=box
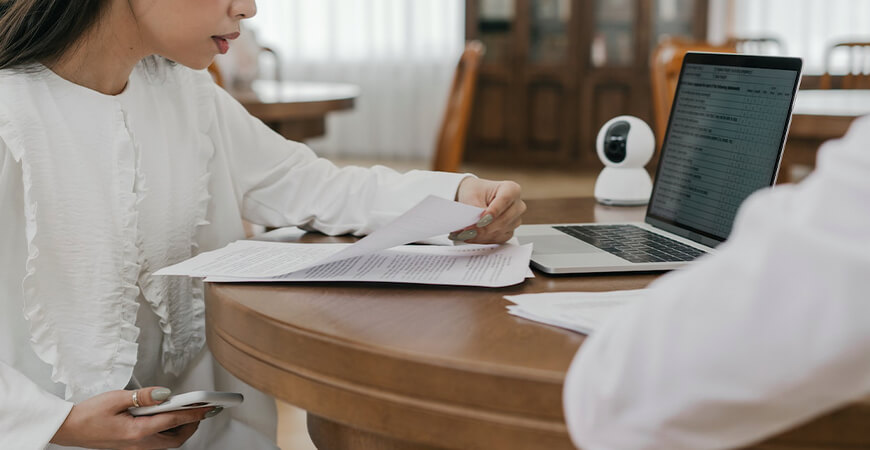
[526,235,599,255]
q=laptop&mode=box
[516,52,803,274]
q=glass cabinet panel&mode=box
[653,0,696,48]
[591,0,636,67]
[530,0,572,63]
[478,0,515,63]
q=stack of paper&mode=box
[156,195,534,288]
[504,290,647,334]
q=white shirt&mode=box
[0,60,467,449]
[563,116,870,449]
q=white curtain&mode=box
[246,0,465,160]
[731,0,870,74]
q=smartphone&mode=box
[128,390,244,417]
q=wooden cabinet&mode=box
[465,0,708,168]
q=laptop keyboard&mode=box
[553,225,707,264]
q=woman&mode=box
[0,0,526,448]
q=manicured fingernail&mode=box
[204,407,223,418]
[476,214,493,228]
[454,229,477,241]
[151,388,171,402]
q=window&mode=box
[246,0,465,159]
[732,0,870,74]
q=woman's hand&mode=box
[51,386,216,450]
[452,177,526,244]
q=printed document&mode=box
[156,195,534,287]
[504,290,646,334]
[202,241,533,287]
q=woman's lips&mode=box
[213,37,230,54]
[212,32,240,54]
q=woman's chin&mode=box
[163,54,215,71]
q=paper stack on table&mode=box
[504,290,647,334]
[156,195,534,287]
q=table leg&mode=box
[307,413,445,450]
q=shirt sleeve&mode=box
[563,116,870,450]
[0,360,73,449]
[0,142,74,449]
[207,82,470,235]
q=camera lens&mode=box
[603,121,630,163]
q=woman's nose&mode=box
[231,0,257,19]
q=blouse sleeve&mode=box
[0,143,73,449]
[207,81,470,235]
[0,362,73,449]
[562,116,870,449]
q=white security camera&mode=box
[594,115,655,206]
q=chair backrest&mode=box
[432,40,485,173]
[650,38,737,149]
[820,41,870,89]
[207,62,226,87]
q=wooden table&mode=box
[228,81,360,141]
[206,198,870,449]
[784,89,870,180]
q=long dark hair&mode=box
[0,0,111,70]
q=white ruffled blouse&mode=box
[0,61,466,449]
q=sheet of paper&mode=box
[504,290,646,334]
[155,240,349,278]
[207,243,534,288]
[156,195,485,278]
[314,195,484,266]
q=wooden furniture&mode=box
[207,62,226,87]
[227,80,359,142]
[820,42,870,90]
[432,41,485,172]
[206,197,870,449]
[782,89,870,181]
[649,37,736,150]
[464,0,709,169]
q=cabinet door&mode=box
[652,0,708,49]
[578,0,652,166]
[466,0,520,157]
[588,0,643,68]
[520,0,579,161]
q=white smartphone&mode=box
[128,390,244,417]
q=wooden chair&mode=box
[650,38,737,149]
[432,41,485,173]
[207,62,226,87]
[819,41,870,89]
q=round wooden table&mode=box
[228,81,360,141]
[206,198,870,449]
[784,89,870,179]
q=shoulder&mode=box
[0,66,49,103]
[815,114,870,171]
[0,68,44,163]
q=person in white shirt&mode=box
[563,115,870,448]
[0,0,526,448]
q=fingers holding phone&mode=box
[50,387,219,449]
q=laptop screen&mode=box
[646,53,802,247]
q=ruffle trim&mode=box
[174,67,219,372]
[134,64,216,375]
[110,105,144,397]
[2,100,143,400]
[1,63,219,398]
